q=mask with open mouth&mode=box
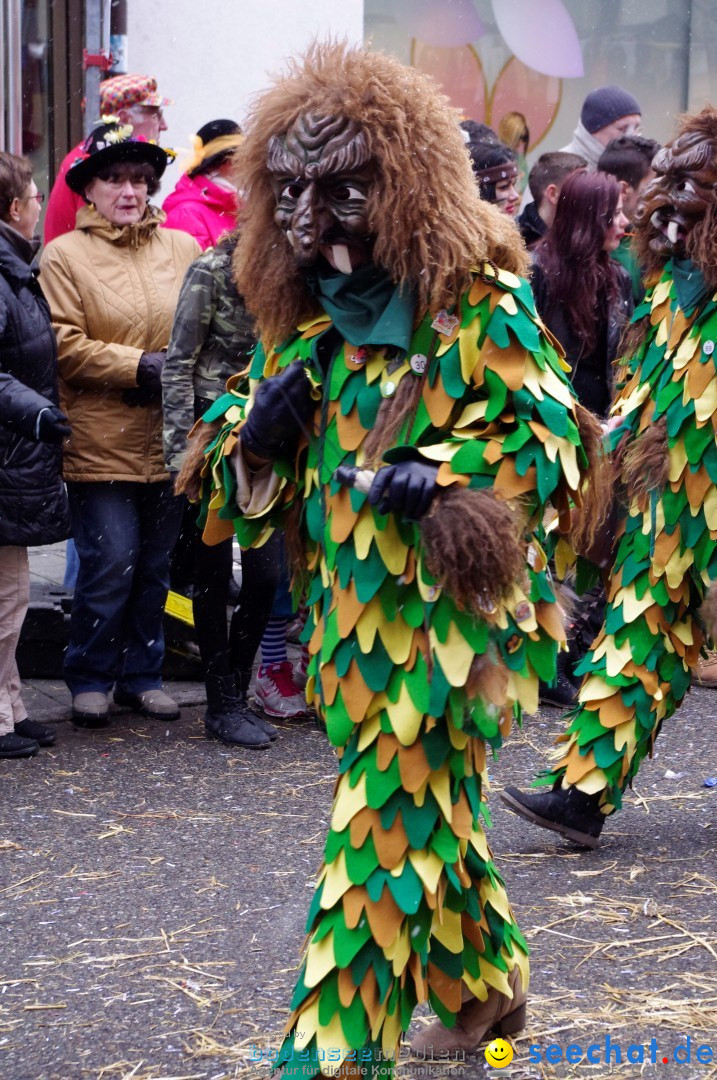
[267,112,374,274]
[635,125,717,258]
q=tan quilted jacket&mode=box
[40,205,200,482]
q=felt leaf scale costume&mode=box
[502,107,717,849]
[538,263,717,808]
[195,261,591,1075]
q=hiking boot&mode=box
[113,688,180,721]
[0,731,40,758]
[694,652,717,688]
[205,674,271,749]
[72,692,110,728]
[500,784,605,849]
[254,661,308,719]
[410,967,526,1056]
[15,718,57,747]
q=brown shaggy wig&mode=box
[632,107,717,289]
[232,41,528,348]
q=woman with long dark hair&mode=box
[531,169,632,418]
[531,170,632,708]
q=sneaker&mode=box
[293,656,309,691]
[113,688,180,721]
[72,692,110,728]
[15,718,57,747]
[254,661,308,719]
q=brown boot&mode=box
[409,967,526,1056]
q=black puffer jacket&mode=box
[0,222,70,546]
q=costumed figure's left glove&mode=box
[368,460,439,522]
[240,359,314,461]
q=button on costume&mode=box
[502,108,717,849]
[183,45,601,1077]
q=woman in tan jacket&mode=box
[40,123,200,726]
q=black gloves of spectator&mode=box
[122,351,166,407]
[368,460,439,521]
[35,406,71,444]
[240,359,315,461]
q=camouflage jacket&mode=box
[162,237,256,470]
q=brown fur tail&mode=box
[621,415,669,499]
[420,487,526,614]
[569,404,614,560]
[174,418,223,501]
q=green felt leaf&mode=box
[386,858,424,914]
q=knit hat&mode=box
[581,85,641,134]
[99,74,173,115]
[66,122,174,194]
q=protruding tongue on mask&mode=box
[332,244,353,274]
[666,220,680,245]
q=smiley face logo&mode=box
[485,1037,514,1068]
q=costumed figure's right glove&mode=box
[240,359,314,461]
[35,406,71,444]
[122,351,166,407]
[368,460,439,522]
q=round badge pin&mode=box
[410,353,428,375]
[703,340,715,356]
[381,380,397,398]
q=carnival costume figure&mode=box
[180,44,601,1077]
[502,108,717,849]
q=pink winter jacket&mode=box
[161,173,238,250]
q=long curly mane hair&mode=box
[232,41,527,347]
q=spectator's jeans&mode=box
[0,546,29,734]
[64,482,183,696]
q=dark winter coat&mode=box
[530,258,633,418]
[517,201,548,249]
[0,222,70,546]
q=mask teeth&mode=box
[332,243,353,274]
[666,220,680,244]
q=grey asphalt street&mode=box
[1,678,715,1080]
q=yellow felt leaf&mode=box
[408,848,445,895]
[592,636,633,678]
[673,331,700,370]
[355,598,381,653]
[417,443,460,462]
[431,621,475,687]
[376,615,414,665]
[498,292,518,316]
[496,268,521,289]
[652,278,672,306]
[389,681,424,746]
[384,925,411,979]
[574,767,612,795]
[506,669,538,714]
[430,907,463,954]
[292,1000,319,1049]
[665,545,694,589]
[616,586,655,622]
[373,516,410,575]
[703,486,717,530]
[579,674,619,702]
[521,356,545,402]
[352,512,376,560]
[480,875,514,925]
[428,765,453,822]
[557,438,581,493]
[304,930,338,988]
[331,774,368,832]
[315,1010,352,1062]
[453,400,489,428]
[613,719,638,755]
[319,849,353,910]
[458,314,482,384]
[695,377,717,423]
[535,360,575,409]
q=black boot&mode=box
[0,732,40,758]
[15,718,57,746]
[500,783,605,848]
[539,652,579,708]
[235,667,278,740]
[204,674,271,749]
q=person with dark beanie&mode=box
[163,119,243,249]
[597,134,661,301]
[561,84,642,170]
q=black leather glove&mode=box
[368,460,439,521]
[122,351,166,407]
[240,359,314,460]
[36,406,71,444]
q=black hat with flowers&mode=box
[66,122,175,194]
